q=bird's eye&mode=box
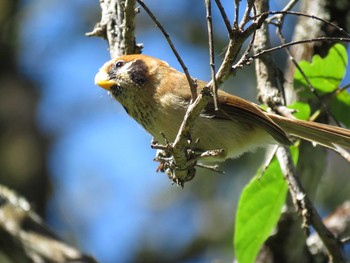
[115,61,125,68]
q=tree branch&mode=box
[253,1,346,262]
[205,0,218,110]
[307,201,350,261]
[152,0,268,185]
[0,185,97,263]
[276,147,346,263]
[253,0,286,110]
[86,0,141,57]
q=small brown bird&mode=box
[95,54,350,161]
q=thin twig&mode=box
[214,0,233,37]
[205,0,218,110]
[231,5,258,71]
[214,10,269,84]
[239,0,254,29]
[265,11,350,37]
[233,0,240,29]
[136,0,197,100]
[265,0,299,23]
[341,237,350,244]
[280,0,299,13]
[336,83,350,94]
[260,145,279,177]
[251,37,350,59]
[291,52,341,127]
[273,18,342,127]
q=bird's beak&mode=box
[94,70,114,90]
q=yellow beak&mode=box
[94,70,114,90]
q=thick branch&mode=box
[0,185,97,263]
[253,1,285,108]
[253,1,346,262]
[86,0,141,57]
[307,201,350,260]
[276,148,346,263]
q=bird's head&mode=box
[95,54,176,132]
[94,54,171,98]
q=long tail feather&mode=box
[268,114,350,149]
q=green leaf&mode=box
[294,44,348,93]
[234,148,299,263]
[288,101,311,121]
[331,91,350,128]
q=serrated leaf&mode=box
[234,148,299,263]
[288,101,311,121]
[294,44,348,93]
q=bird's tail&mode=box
[267,114,350,149]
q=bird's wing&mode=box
[202,90,292,145]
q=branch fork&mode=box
[151,88,226,186]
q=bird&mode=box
[94,54,350,162]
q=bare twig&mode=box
[266,11,350,38]
[252,37,350,59]
[205,0,218,110]
[260,145,279,177]
[279,0,299,14]
[231,5,257,71]
[289,50,341,126]
[214,11,268,85]
[265,0,299,23]
[276,147,346,263]
[337,83,350,94]
[307,201,350,260]
[238,0,254,29]
[272,15,342,127]
[233,0,240,29]
[214,0,233,37]
[136,0,197,100]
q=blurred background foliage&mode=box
[0,0,349,262]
